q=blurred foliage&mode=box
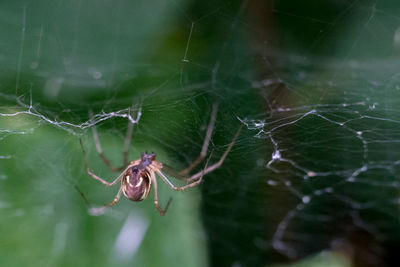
[1,0,400,266]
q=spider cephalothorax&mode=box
[140,152,156,167]
[79,104,242,216]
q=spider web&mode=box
[1,0,400,266]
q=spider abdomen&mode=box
[122,166,152,201]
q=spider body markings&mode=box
[121,154,155,201]
[79,104,242,216]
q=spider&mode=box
[78,104,242,216]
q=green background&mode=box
[1,0,400,266]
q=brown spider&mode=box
[78,104,242,216]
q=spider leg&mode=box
[122,117,134,166]
[185,124,242,182]
[150,172,172,216]
[179,103,218,176]
[74,184,123,215]
[74,185,91,208]
[89,186,123,216]
[89,109,133,172]
[80,139,126,186]
[159,124,242,187]
[156,150,213,191]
